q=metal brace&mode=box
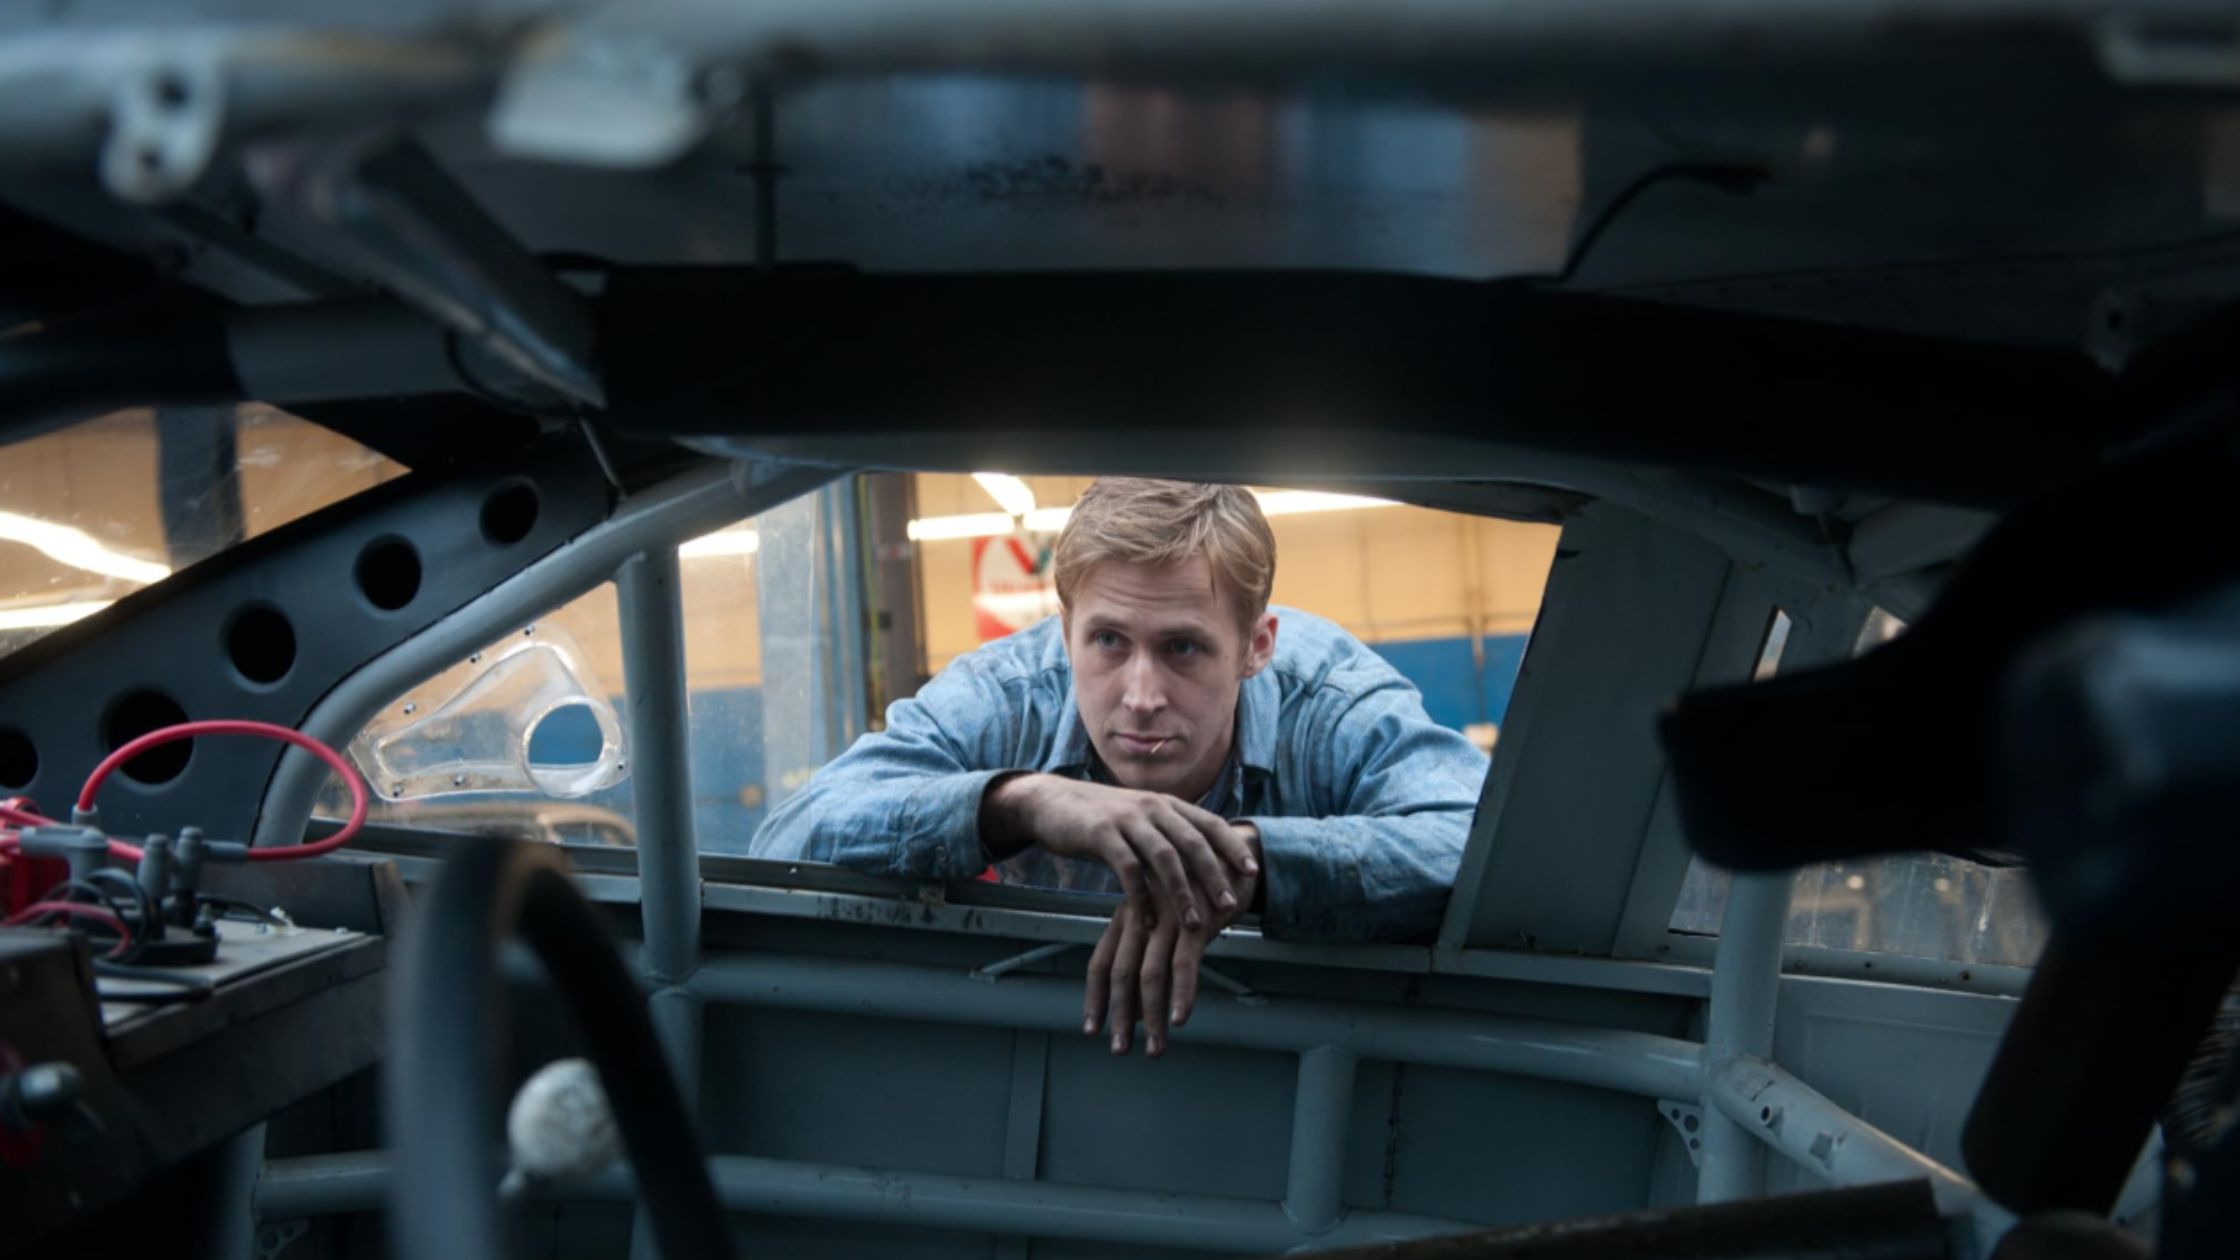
[971,941,1077,982]
[1200,962,1268,1006]
[256,1218,308,1260]
[1659,1099,1706,1168]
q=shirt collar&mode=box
[1238,666,1279,777]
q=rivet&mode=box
[402,702,417,715]
[469,653,481,664]
[453,774,466,787]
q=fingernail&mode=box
[1216,890,1237,911]
[1147,1034,1164,1057]
[1083,1016,1096,1035]
[1185,909,1203,929]
[1111,1033,1126,1055]
[1170,1003,1186,1026]
[1244,859,1260,875]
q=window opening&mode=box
[0,404,405,659]
[1666,607,2050,969]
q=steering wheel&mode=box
[386,839,730,1259]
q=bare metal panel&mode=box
[1443,503,1739,954]
[1037,1037,1296,1201]
[701,1006,1017,1175]
[1765,980,2016,1199]
[1382,1068,1661,1225]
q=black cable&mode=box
[83,869,157,962]
[34,876,140,960]
[1537,161,1773,287]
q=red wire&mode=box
[79,720,369,864]
[0,804,51,829]
[5,900,132,958]
[0,798,53,855]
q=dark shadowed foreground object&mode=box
[1661,436,2240,875]
[1280,1180,1944,1260]
[1662,433,2240,1240]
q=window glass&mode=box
[1667,853,2048,968]
[0,405,405,658]
[1665,607,2051,969]
[681,482,868,853]
[328,479,866,855]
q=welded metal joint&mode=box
[1704,1051,2006,1238]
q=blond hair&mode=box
[1052,478,1276,628]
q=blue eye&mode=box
[1093,630,1123,650]
[1168,639,1201,658]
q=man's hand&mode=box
[1084,825,1262,1057]
[982,775,1257,932]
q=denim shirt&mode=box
[748,607,1491,943]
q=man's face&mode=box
[1064,557,1278,801]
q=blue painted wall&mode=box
[1365,633,1528,734]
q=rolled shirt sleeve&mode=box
[1246,670,1489,944]
[748,655,1022,880]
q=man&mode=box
[751,478,1489,1057]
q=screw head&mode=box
[402,702,417,715]
[452,774,466,786]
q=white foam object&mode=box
[506,1057,622,1181]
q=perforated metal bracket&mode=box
[1659,1098,1706,1168]
[256,1218,308,1260]
[103,58,225,203]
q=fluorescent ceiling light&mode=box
[0,600,113,630]
[907,489,1398,543]
[971,472,1038,518]
[1253,490,1399,516]
[679,527,761,558]
[906,512,1014,542]
[0,512,170,584]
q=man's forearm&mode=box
[977,771,1042,861]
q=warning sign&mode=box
[972,535,1061,641]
